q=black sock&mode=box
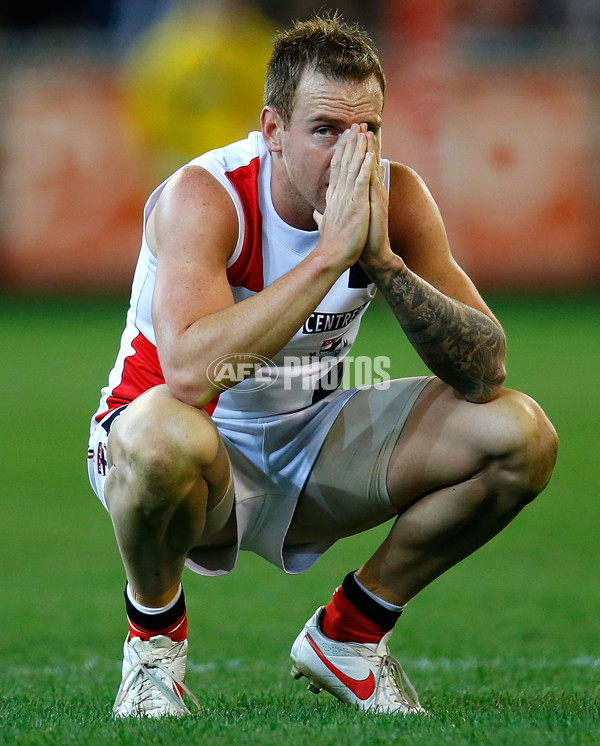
[341,570,404,630]
[124,584,188,641]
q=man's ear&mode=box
[261,106,284,153]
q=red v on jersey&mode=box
[96,331,164,422]
[226,157,264,292]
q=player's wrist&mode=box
[359,245,400,276]
[313,238,363,277]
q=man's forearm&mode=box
[373,264,507,403]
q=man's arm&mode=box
[148,131,372,409]
[360,157,506,403]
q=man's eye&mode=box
[316,127,335,136]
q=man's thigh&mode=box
[384,380,548,511]
[285,376,434,545]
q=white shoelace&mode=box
[114,659,201,716]
[374,652,422,711]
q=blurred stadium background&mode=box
[1,0,599,294]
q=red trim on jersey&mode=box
[203,395,220,417]
[96,332,164,422]
[96,332,222,421]
[225,157,264,292]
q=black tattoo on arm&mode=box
[376,266,507,402]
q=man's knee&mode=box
[483,388,558,502]
[107,387,221,514]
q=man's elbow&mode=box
[463,363,507,404]
[164,368,217,410]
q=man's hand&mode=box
[360,127,395,273]
[313,124,373,270]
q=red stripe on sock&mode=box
[321,586,389,643]
[128,610,188,642]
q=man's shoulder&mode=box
[148,162,239,252]
[162,164,228,203]
[387,162,438,216]
[386,162,444,251]
[159,132,267,210]
[388,161,428,194]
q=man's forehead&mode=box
[293,68,383,115]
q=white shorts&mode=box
[87,377,433,577]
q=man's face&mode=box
[273,68,384,227]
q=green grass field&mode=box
[1,293,599,745]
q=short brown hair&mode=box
[264,12,385,126]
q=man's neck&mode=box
[269,157,317,232]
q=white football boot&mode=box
[290,607,425,715]
[113,635,200,718]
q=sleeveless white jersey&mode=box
[92,132,389,426]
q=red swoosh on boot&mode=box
[306,633,376,700]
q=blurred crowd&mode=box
[1,1,599,44]
[451,0,600,38]
[1,1,598,293]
